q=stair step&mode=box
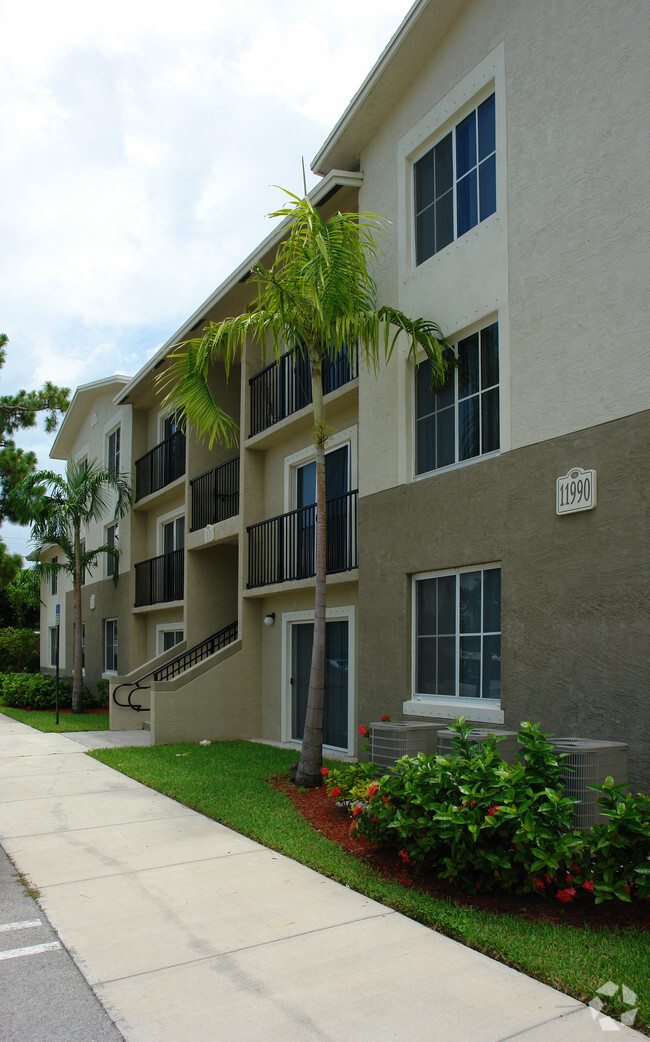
[142,721,151,731]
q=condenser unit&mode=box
[368,721,444,768]
[436,727,519,763]
[552,738,628,830]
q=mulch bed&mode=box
[273,777,649,933]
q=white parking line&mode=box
[0,941,62,962]
[0,919,43,933]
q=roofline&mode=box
[116,169,364,404]
[50,374,131,459]
[311,0,428,175]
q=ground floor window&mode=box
[414,566,501,701]
[105,618,118,673]
[49,626,57,667]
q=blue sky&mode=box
[0,0,414,559]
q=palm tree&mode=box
[160,191,452,786]
[14,459,132,712]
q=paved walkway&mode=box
[0,713,643,1042]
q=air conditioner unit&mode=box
[552,738,629,830]
[368,721,444,768]
[436,727,519,763]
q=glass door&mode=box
[291,619,349,750]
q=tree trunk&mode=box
[72,527,84,714]
[294,359,327,787]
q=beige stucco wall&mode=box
[355,0,648,500]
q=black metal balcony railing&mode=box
[190,456,240,532]
[134,548,184,607]
[135,431,186,501]
[247,490,358,588]
[249,347,358,437]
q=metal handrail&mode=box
[135,431,186,501]
[112,620,238,712]
[190,456,240,531]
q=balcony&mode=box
[247,490,358,588]
[134,549,184,607]
[249,347,358,438]
[190,456,240,532]
[135,432,186,501]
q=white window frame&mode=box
[415,317,500,479]
[156,623,185,655]
[406,564,503,725]
[281,605,356,756]
[104,618,118,674]
[283,425,358,513]
[106,425,121,475]
[157,508,185,556]
[158,407,183,442]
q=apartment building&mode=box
[41,376,133,684]
[42,0,648,789]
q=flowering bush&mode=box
[322,760,379,805]
[577,779,650,903]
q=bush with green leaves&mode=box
[352,719,584,894]
[0,628,39,673]
[573,779,650,904]
[1,672,71,710]
[321,761,379,804]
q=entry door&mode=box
[291,620,349,749]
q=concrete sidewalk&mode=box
[0,713,643,1042]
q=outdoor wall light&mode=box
[263,613,276,627]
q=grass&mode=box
[90,739,649,1034]
[0,705,110,731]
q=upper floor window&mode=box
[416,321,499,475]
[107,427,120,475]
[51,556,58,596]
[106,523,119,579]
[414,93,496,265]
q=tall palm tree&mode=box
[14,459,132,712]
[160,191,452,786]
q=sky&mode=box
[1,0,415,560]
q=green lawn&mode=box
[90,739,649,1033]
[0,706,110,731]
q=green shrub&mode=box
[574,779,650,904]
[350,719,584,894]
[1,673,71,710]
[0,628,39,673]
[321,761,378,803]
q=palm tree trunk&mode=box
[72,527,84,714]
[295,360,327,787]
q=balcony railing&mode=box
[247,490,358,588]
[134,548,184,607]
[135,431,186,501]
[249,347,358,437]
[190,456,240,532]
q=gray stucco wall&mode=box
[357,409,649,790]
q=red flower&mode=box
[371,816,378,823]
[319,767,329,776]
[330,786,341,799]
[556,888,576,903]
[358,724,368,737]
[475,881,481,891]
[533,878,545,889]
[380,714,392,722]
[368,784,380,799]
[352,804,363,817]
[582,880,595,892]
[488,806,500,816]
[398,850,411,864]
[565,873,574,883]
[382,796,391,805]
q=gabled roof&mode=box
[312,0,464,175]
[50,375,131,461]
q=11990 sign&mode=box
[556,467,597,515]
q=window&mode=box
[416,321,499,474]
[49,626,58,667]
[160,629,184,653]
[162,515,184,554]
[105,618,118,673]
[414,93,496,265]
[51,556,58,596]
[162,409,183,440]
[414,566,501,702]
[106,523,119,579]
[107,427,120,475]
